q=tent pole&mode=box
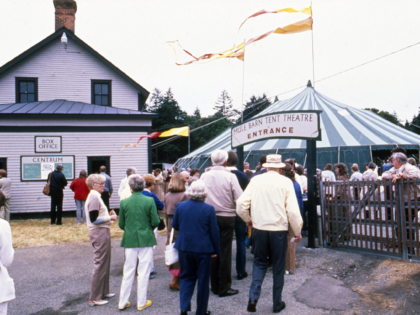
[303,154,307,168]
[338,146,340,163]
[369,145,373,161]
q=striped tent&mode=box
[176,83,420,170]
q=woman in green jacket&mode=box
[117,174,160,311]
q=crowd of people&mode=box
[75,149,304,314]
[1,145,419,314]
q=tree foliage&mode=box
[364,108,402,126]
[145,88,237,163]
[241,94,272,122]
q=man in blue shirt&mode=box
[99,166,113,211]
[227,151,249,280]
[249,155,267,181]
[48,164,67,225]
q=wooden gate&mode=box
[319,179,420,260]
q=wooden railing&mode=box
[319,178,420,260]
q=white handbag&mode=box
[165,228,179,266]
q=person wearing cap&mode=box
[236,154,303,314]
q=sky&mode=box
[1,0,420,123]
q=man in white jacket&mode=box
[0,191,15,315]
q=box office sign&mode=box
[35,136,62,153]
[21,156,74,181]
[231,110,322,148]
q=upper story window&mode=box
[138,93,146,111]
[91,80,111,106]
[16,78,38,103]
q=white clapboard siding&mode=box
[0,35,144,110]
[3,132,149,213]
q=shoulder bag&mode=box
[43,173,51,196]
[165,228,179,266]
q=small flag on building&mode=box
[120,126,189,151]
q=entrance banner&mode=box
[231,110,321,148]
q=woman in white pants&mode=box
[118,175,160,311]
[0,191,15,315]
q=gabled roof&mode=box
[0,100,157,117]
[180,86,420,158]
[0,27,149,98]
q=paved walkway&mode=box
[6,234,418,315]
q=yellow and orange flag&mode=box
[168,5,312,65]
[238,5,312,30]
[119,126,189,151]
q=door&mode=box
[87,156,110,175]
[0,158,6,171]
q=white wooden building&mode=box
[0,4,156,214]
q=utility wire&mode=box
[316,40,420,83]
[152,40,420,150]
[237,40,420,120]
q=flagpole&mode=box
[188,124,190,154]
[311,3,315,92]
[241,38,246,123]
[236,38,246,172]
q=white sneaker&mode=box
[118,301,131,310]
[138,300,152,311]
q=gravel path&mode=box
[6,234,419,315]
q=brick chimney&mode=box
[53,0,77,33]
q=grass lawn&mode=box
[9,218,125,249]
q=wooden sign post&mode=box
[232,110,322,248]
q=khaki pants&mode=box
[1,199,10,221]
[285,230,296,271]
[89,228,111,301]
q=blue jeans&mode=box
[249,229,288,311]
[235,215,247,276]
[75,199,86,224]
[179,250,211,315]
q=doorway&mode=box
[87,156,110,175]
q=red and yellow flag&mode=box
[119,126,189,151]
[239,6,312,30]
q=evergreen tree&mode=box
[405,108,420,135]
[214,90,234,118]
[241,94,271,122]
[364,108,402,126]
[193,107,201,119]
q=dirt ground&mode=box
[295,245,420,315]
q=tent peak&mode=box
[307,80,312,88]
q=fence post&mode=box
[397,180,408,260]
[319,180,327,247]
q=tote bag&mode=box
[165,228,179,266]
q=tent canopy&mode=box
[176,85,420,170]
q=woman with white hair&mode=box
[172,180,221,315]
[118,175,160,311]
[85,174,118,307]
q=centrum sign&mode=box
[231,110,322,148]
